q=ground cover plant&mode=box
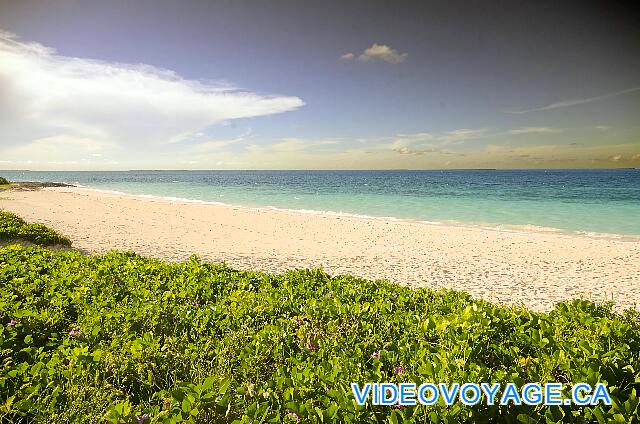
[0,211,72,247]
[0,219,639,423]
[0,178,9,186]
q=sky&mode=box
[0,0,639,170]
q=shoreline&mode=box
[15,182,640,242]
[85,186,640,242]
[1,185,639,312]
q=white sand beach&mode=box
[2,186,639,312]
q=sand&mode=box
[1,186,639,312]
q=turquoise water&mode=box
[2,170,639,236]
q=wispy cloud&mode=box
[509,127,563,135]
[247,138,342,153]
[0,29,303,165]
[391,139,440,155]
[504,86,640,114]
[389,128,488,156]
[437,128,488,143]
[396,128,488,145]
[341,43,408,64]
[189,128,253,154]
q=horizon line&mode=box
[1,167,638,172]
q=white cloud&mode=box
[389,128,488,156]
[2,135,116,162]
[341,43,408,64]
[509,127,563,135]
[0,29,304,165]
[271,138,307,152]
[190,138,243,153]
[396,128,488,145]
[504,86,640,114]
[391,138,439,155]
[187,128,253,154]
[248,138,341,153]
[594,125,610,131]
[437,129,488,143]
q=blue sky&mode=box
[0,0,639,169]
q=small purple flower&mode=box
[394,365,404,375]
[172,315,178,321]
[293,317,303,326]
[306,342,315,351]
[7,319,17,327]
[288,412,299,420]
[192,299,200,307]
[391,292,397,298]
[159,312,167,318]
[134,414,149,424]
[394,403,405,409]
[326,292,332,299]
[371,352,380,359]
[68,329,81,336]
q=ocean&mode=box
[2,169,639,237]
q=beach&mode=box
[2,186,639,312]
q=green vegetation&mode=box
[0,177,9,186]
[0,219,639,423]
[0,211,72,246]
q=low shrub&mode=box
[0,211,72,246]
[0,244,638,423]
